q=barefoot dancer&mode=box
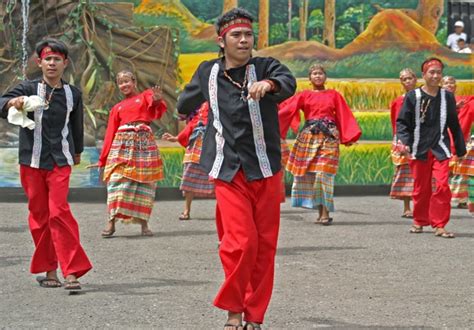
[177,8,296,329]
[162,102,215,220]
[279,64,361,225]
[0,38,92,290]
[397,58,466,238]
[389,68,417,218]
[88,70,167,237]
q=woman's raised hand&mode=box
[152,85,163,101]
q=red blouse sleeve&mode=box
[177,102,209,146]
[98,105,121,167]
[278,91,305,138]
[333,91,361,144]
[390,96,403,135]
[457,96,474,141]
[143,89,167,120]
[177,115,200,147]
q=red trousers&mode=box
[214,170,282,324]
[20,164,92,278]
[409,152,451,228]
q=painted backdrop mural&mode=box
[0,0,472,188]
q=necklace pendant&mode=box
[44,101,49,110]
[240,91,247,102]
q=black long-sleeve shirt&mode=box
[177,56,296,182]
[396,87,466,160]
[0,79,84,170]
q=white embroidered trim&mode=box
[31,83,46,168]
[61,84,74,165]
[208,63,225,179]
[411,88,422,159]
[246,65,273,178]
[438,89,451,157]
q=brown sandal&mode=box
[36,276,62,288]
[179,213,191,221]
[320,217,333,226]
[101,229,115,238]
[64,280,81,291]
[434,228,455,238]
[409,225,423,233]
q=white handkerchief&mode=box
[7,95,45,130]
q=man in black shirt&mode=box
[0,39,92,290]
[177,8,296,329]
[396,58,466,238]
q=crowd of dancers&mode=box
[0,7,472,330]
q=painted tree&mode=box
[258,0,269,49]
[222,0,238,13]
[322,0,336,47]
[288,0,292,39]
[299,0,308,41]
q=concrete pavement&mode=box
[0,196,473,328]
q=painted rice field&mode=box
[0,143,393,188]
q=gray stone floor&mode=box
[0,196,473,328]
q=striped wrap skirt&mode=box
[104,123,163,223]
[390,163,414,199]
[180,133,214,196]
[287,119,340,211]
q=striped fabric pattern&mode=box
[291,172,335,212]
[390,163,414,199]
[390,137,410,166]
[107,172,157,223]
[449,174,469,204]
[452,143,474,176]
[183,134,203,164]
[468,176,474,213]
[103,124,163,183]
[280,139,290,203]
[180,162,215,196]
[286,125,340,176]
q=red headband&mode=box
[40,46,65,60]
[422,59,442,74]
[219,18,252,37]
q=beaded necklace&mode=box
[42,80,60,110]
[223,66,248,101]
[420,98,431,123]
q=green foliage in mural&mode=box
[283,143,393,186]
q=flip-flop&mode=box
[434,228,455,238]
[224,323,243,330]
[36,276,62,288]
[401,213,413,218]
[64,279,81,291]
[409,225,423,233]
[141,229,154,236]
[179,213,191,220]
[320,217,333,226]
[101,229,115,238]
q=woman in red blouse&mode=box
[162,102,215,220]
[389,68,417,218]
[442,76,474,212]
[89,70,167,237]
[279,64,361,225]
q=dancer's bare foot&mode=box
[224,312,243,330]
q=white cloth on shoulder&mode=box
[7,95,45,130]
